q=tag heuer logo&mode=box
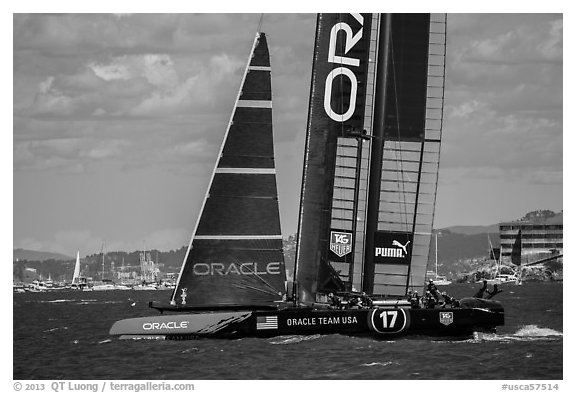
[330,231,352,258]
[439,311,454,326]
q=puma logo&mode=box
[374,239,411,258]
[392,240,411,255]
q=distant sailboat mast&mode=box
[435,232,439,278]
[100,243,106,281]
[488,233,500,277]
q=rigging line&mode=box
[230,259,280,293]
[257,14,264,33]
[232,283,279,296]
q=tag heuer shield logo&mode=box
[330,231,352,258]
[439,311,454,326]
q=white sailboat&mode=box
[70,251,90,290]
[430,233,451,286]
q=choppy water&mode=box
[13,282,562,379]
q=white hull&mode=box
[133,284,158,291]
[92,284,131,291]
[486,274,518,285]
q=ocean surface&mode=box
[13,282,563,380]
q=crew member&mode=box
[424,291,436,309]
[408,291,421,309]
[441,292,459,307]
[473,280,488,298]
[486,284,503,299]
[427,279,441,303]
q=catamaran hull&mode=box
[109,303,504,340]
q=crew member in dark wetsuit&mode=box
[427,279,441,303]
[424,291,436,309]
[360,292,372,308]
[486,284,503,299]
[441,292,459,308]
[408,290,421,309]
[473,280,488,298]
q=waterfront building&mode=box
[499,211,562,265]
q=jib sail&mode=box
[171,32,286,308]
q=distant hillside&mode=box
[440,224,499,235]
[13,248,73,262]
[432,230,498,260]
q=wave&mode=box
[43,327,68,333]
[268,334,322,345]
[362,361,397,367]
[97,339,112,344]
[514,324,562,337]
[74,299,124,305]
[470,325,562,343]
[30,299,75,304]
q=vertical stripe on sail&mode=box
[172,32,286,307]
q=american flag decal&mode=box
[256,315,278,330]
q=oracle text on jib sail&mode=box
[192,262,282,276]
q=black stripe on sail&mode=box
[196,196,281,236]
[242,71,271,101]
[231,107,272,125]
[220,107,274,168]
[210,173,278,198]
[251,34,270,67]
[218,156,274,169]
[221,123,274,157]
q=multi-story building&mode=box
[499,211,563,265]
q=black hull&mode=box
[110,299,504,340]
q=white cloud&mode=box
[457,16,562,65]
[536,19,563,61]
[129,75,199,116]
[89,60,132,81]
[447,100,488,119]
[13,137,130,172]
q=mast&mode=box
[101,243,105,281]
[362,14,392,294]
[435,232,438,278]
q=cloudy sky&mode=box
[12,13,563,256]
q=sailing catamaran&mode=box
[110,14,504,340]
